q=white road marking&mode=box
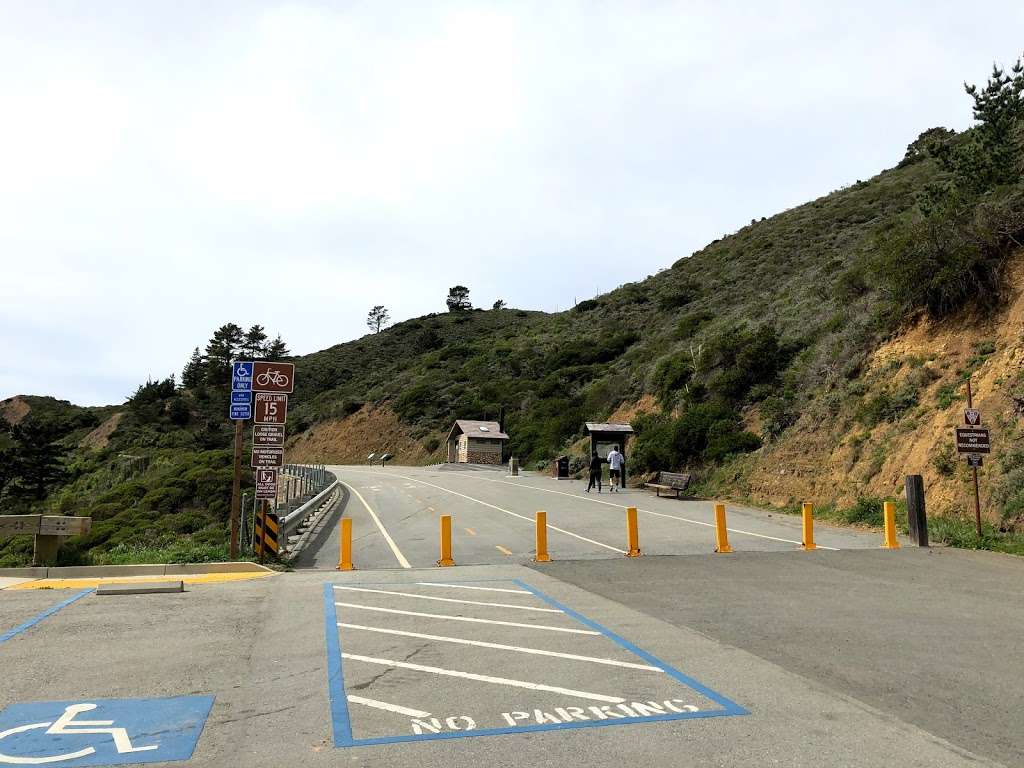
[333,602,599,635]
[338,623,663,671]
[414,582,530,594]
[341,481,412,568]
[459,474,840,550]
[346,470,623,553]
[341,653,626,703]
[495,545,513,556]
[346,695,432,718]
[333,585,560,613]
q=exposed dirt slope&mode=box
[742,253,1024,520]
[0,396,31,425]
[286,404,435,465]
[79,412,124,450]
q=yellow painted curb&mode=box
[10,571,276,590]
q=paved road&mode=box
[297,464,880,569]
[1,559,1011,767]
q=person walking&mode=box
[607,445,624,492]
[586,451,603,493]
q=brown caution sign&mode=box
[955,427,991,454]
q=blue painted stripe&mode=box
[513,579,749,716]
[349,707,736,746]
[323,583,354,746]
[0,588,93,645]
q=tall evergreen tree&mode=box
[366,306,390,333]
[181,347,205,389]
[446,285,471,312]
[265,335,290,361]
[7,419,66,502]
[204,323,244,388]
[242,325,269,359]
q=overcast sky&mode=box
[2,2,1022,406]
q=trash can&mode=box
[553,455,570,480]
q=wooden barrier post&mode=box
[534,511,551,562]
[714,503,733,553]
[905,475,929,547]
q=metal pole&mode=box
[967,378,982,537]
[230,419,243,559]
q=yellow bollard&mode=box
[534,511,551,563]
[337,517,354,571]
[625,507,641,557]
[437,515,456,567]
[714,503,733,553]
[882,501,900,549]
[802,503,817,551]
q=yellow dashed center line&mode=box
[465,528,477,536]
[495,545,513,556]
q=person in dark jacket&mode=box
[586,451,604,493]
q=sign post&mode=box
[250,362,294,561]
[956,378,986,538]
[228,361,254,560]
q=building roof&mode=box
[584,422,635,434]
[446,420,510,442]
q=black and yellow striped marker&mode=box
[254,509,280,558]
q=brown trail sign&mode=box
[955,427,991,454]
[252,447,285,468]
[255,469,278,500]
[252,362,294,394]
[253,424,285,447]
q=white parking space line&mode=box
[414,582,530,595]
[341,481,413,568]
[338,623,663,671]
[334,602,600,635]
[347,695,432,718]
[342,653,627,704]
[463,474,839,550]
[353,471,623,553]
[333,585,561,613]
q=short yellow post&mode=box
[437,514,456,566]
[534,511,551,562]
[337,517,354,571]
[714,503,733,553]
[882,501,900,549]
[802,503,817,551]
[625,507,641,557]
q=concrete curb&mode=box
[0,562,274,579]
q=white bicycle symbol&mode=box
[0,703,157,765]
[255,369,289,388]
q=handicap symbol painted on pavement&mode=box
[0,696,214,766]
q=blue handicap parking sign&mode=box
[0,696,214,766]
[232,362,253,392]
[231,391,252,405]
[230,403,252,420]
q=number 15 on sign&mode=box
[254,393,288,425]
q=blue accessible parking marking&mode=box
[324,579,747,747]
[0,696,214,766]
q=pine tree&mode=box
[7,419,66,502]
[204,323,244,388]
[265,335,290,361]
[366,306,390,333]
[181,347,205,389]
[446,286,471,312]
[242,325,269,359]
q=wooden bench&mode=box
[644,471,691,499]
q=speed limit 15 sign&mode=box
[254,393,288,425]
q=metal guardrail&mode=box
[277,468,340,555]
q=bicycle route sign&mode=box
[253,393,288,425]
[252,362,294,394]
[0,696,213,766]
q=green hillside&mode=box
[3,57,1023,566]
